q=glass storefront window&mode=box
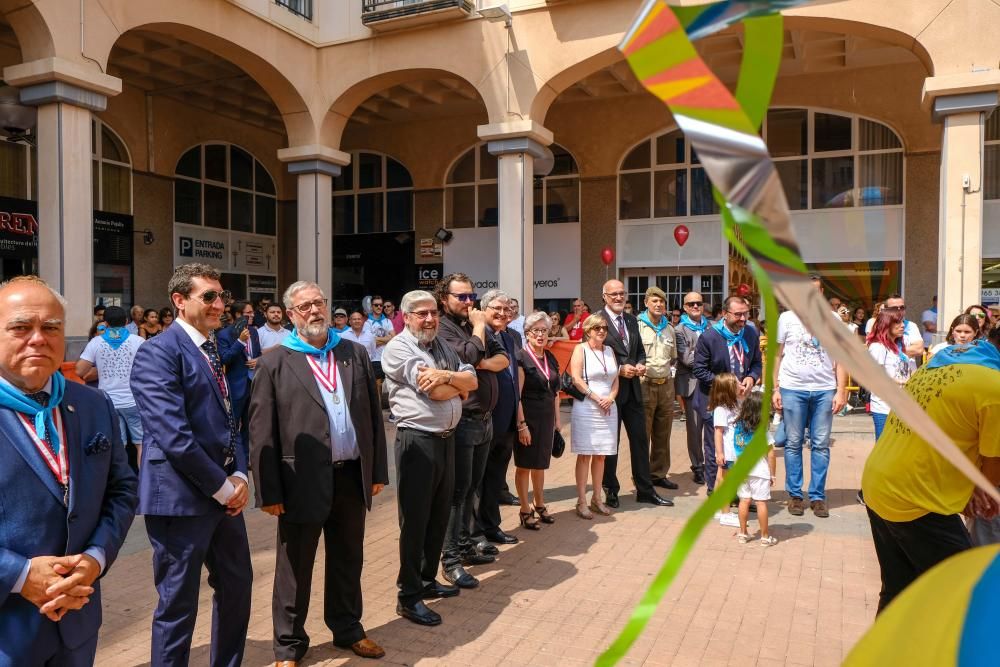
[766,108,808,157]
[619,172,651,219]
[335,151,415,234]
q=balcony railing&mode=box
[361,0,475,31]
[276,0,312,21]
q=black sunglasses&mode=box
[684,301,703,307]
[449,292,478,303]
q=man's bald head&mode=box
[602,279,627,315]
[0,276,67,391]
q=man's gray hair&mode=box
[524,311,551,332]
[283,281,326,309]
[480,288,510,309]
[400,290,436,313]
[168,263,221,300]
[0,275,67,308]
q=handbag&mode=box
[560,369,586,401]
[552,429,566,458]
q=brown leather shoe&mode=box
[811,500,830,518]
[274,661,297,667]
[788,497,806,516]
[351,638,386,659]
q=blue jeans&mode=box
[117,405,144,444]
[781,388,834,502]
[872,412,889,442]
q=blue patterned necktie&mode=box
[26,390,55,453]
[201,339,237,464]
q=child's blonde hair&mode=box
[708,372,740,412]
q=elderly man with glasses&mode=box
[381,290,478,627]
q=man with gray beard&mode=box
[381,290,478,627]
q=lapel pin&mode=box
[66,405,75,413]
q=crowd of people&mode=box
[2,263,1000,665]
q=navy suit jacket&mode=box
[692,325,763,409]
[131,323,249,516]
[491,328,521,434]
[217,324,261,402]
[0,381,137,661]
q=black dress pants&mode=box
[603,396,655,497]
[395,428,455,605]
[272,460,367,661]
[866,506,972,614]
[442,415,492,569]
[476,429,515,534]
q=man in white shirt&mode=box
[256,302,290,352]
[506,298,526,346]
[772,276,848,519]
[920,296,937,347]
[125,304,143,335]
[366,296,395,394]
[341,311,378,360]
[76,305,145,461]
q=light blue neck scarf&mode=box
[638,310,668,334]
[282,328,341,357]
[679,313,708,333]
[713,319,749,354]
[0,373,66,453]
[101,326,130,350]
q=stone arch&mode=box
[0,1,55,61]
[323,68,488,152]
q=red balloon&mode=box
[674,224,690,247]
[600,247,615,266]
[738,283,751,297]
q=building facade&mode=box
[0,0,998,350]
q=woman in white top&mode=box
[928,314,979,357]
[569,314,619,519]
[865,309,916,441]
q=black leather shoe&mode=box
[443,566,479,589]
[462,552,496,566]
[421,580,460,599]
[397,600,442,626]
[636,492,674,506]
[604,489,620,509]
[653,478,680,490]
[692,471,706,485]
[484,529,518,545]
[475,541,499,556]
[500,491,519,506]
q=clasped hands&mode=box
[619,363,646,379]
[21,553,101,622]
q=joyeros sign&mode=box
[444,223,581,299]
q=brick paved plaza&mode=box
[96,410,881,666]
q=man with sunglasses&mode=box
[433,274,510,589]
[366,296,395,398]
[675,292,708,484]
[865,295,924,360]
[131,263,253,666]
[597,279,672,508]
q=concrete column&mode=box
[278,145,350,301]
[923,73,1000,334]
[479,121,553,312]
[4,59,122,354]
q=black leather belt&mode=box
[332,459,360,469]
[400,426,456,439]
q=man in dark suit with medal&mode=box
[596,279,672,508]
[250,280,389,664]
[0,276,137,665]
[131,263,253,667]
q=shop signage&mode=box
[443,223,581,299]
[0,197,38,259]
[174,224,277,276]
[982,288,1000,305]
[417,264,443,290]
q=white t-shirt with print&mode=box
[80,333,145,408]
[776,310,837,391]
[865,318,921,348]
[867,342,916,415]
[366,317,395,362]
[713,405,739,462]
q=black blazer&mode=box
[249,339,390,524]
[596,308,646,405]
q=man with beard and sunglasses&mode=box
[130,263,253,666]
[434,274,510,590]
[382,290,478,627]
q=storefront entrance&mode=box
[624,269,724,312]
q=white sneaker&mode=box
[719,512,740,527]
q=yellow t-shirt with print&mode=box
[861,364,1000,522]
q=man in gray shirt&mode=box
[381,290,478,627]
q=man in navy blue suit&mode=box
[131,263,253,667]
[692,295,763,493]
[0,275,137,665]
[217,300,261,460]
